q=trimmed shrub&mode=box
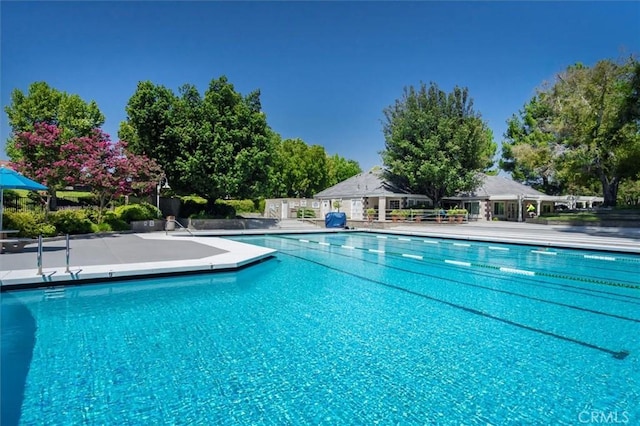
[114,203,159,223]
[81,208,100,223]
[102,210,130,231]
[180,196,207,218]
[257,198,266,214]
[2,211,56,238]
[139,202,161,219]
[92,222,113,233]
[219,199,256,214]
[184,201,236,219]
[114,204,147,222]
[211,202,236,218]
[189,211,215,219]
[48,209,94,235]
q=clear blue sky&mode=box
[2,1,639,172]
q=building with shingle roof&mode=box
[314,168,431,221]
[266,169,603,222]
[444,174,603,221]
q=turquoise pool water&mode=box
[2,232,639,424]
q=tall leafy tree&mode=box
[541,57,640,206]
[5,82,106,209]
[265,135,360,198]
[619,176,640,206]
[119,81,178,176]
[273,138,329,198]
[500,95,564,194]
[12,124,160,218]
[381,82,496,206]
[5,81,104,158]
[71,133,161,221]
[326,154,361,187]
[177,77,272,204]
[121,76,273,205]
[11,123,69,189]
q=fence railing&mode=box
[1,195,46,213]
[364,209,469,224]
[2,193,96,214]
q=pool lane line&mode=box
[290,236,640,290]
[277,247,631,361]
[527,250,640,276]
[279,238,640,323]
[262,236,640,306]
[353,235,640,285]
[267,235,640,300]
[301,236,640,289]
[531,250,557,255]
[357,232,640,265]
[350,240,640,305]
[355,233,640,278]
[445,260,471,267]
[499,267,535,276]
[583,254,617,261]
[402,254,423,260]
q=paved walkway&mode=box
[1,221,638,288]
[388,221,640,253]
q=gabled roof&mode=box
[315,169,429,199]
[452,174,545,199]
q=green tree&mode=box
[119,81,178,179]
[273,138,329,198]
[265,136,360,198]
[121,76,273,206]
[5,81,104,157]
[381,82,496,206]
[5,82,105,208]
[326,154,361,187]
[542,57,640,206]
[500,95,565,194]
[618,176,640,206]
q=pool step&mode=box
[44,287,66,300]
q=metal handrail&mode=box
[166,218,194,236]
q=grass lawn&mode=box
[539,212,601,221]
[10,189,92,198]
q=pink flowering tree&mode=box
[12,123,71,210]
[69,130,162,221]
[13,123,162,220]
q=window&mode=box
[464,202,480,215]
[389,200,400,210]
[493,202,505,216]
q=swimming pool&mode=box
[2,232,639,424]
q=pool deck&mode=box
[0,233,277,289]
[388,221,640,253]
[1,221,638,288]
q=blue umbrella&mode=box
[0,166,48,232]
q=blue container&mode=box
[325,212,347,228]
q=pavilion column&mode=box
[378,196,387,221]
[517,196,523,222]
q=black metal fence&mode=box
[2,194,47,213]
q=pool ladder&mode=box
[44,287,66,300]
[166,218,194,236]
